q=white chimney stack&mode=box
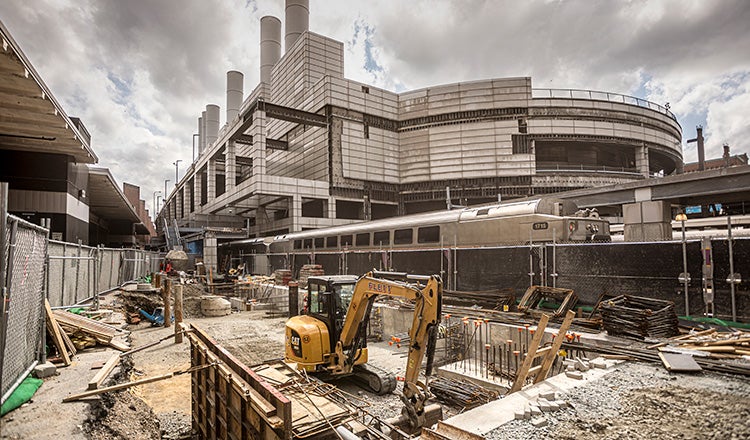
[205,104,220,148]
[285,0,309,52]
[226,70,244,123]
[260,16,281,84]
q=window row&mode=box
[293,225,441,250]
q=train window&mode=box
[314,238,324,248]
[341,235,353,247]
[303,238,312,249]
[356,233,370,247]
[293,240,302,250]
[326,236,337,248]
[477,208,490,216]
[373,231,390,245]
[417,226,440,243]
[394,228,413,245]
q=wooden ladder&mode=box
[509,309,576,393]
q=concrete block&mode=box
[33,362,57,378]
[530,417,548,428]
[590,358,608,369]
[575,358,590,371]
[539,390,557,400]
[514,410,526,420]
[530,405,542,415]
[555,400,569,409]
[537,399,551,412]
[565,370,584,380]
[547,401,560,411]
[566,365,576,372]
[524,406,531,418]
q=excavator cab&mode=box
[304,275,359,356]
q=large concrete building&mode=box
[158,0,682,263]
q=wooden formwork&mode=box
[187,324,293,439]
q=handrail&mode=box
[532,88,676,120]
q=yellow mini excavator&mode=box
[285,270,442,430]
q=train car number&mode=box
[532,222,549,230]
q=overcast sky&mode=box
[1,0,748,216]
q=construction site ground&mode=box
[2,301,749,439]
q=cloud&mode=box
[0,0,748,215]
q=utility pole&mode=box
[164,180,170,206]
[173,160,182,186]
[153,190,161,219]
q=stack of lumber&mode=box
[600,295,678,339]
[657,328,750,358]
[273,269,292,286]
[53,310,130,351]
[298,264,324,288]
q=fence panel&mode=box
[1,216,48,403]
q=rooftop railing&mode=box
[532,88,677,121]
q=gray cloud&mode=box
[1,0,747,215]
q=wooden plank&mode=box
[45,299,71,366]
[658,352,702,372]
[422,421,484,440]
[510,314,549,393]
[58,321,77,356]
[87,353,120,390]
[534,309,576,384]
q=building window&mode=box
[518,118,528,134]
[326,236,337,248]
[512,134,530,154]
[363,124,369,139]
[341,235,353,247]
[361,85,370,94]
[314,238,324,248]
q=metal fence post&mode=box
[727,216,738,322]
[93,247,100,310]
[0,183,8,400]
[74,239,82,304]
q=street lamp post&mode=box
[173,160,182,186]
[675,212,690,315]
[152,190,161,219]
[164,180,170,212]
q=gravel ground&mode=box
[486,361,750,440]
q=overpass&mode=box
[553,165,750,240]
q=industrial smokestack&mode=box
[226,70,244,123]
[260,16,281,84]
[206,104,220,148]
[285,0,309,52]
[200,111,207,154]
[198,116,204,157]
[724,144,731,168]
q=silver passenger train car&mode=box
[265,198,610,254]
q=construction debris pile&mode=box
[600,295,678,338]
[273,269,292,286]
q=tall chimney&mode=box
[696,126,705,171]
[260,16,281,84]
[724,144,731,168]
[200,111,207,154]
[226,70,244,123]
[206,104,220,148]
[198,115,204,157]
[285,0,309,52]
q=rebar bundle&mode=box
[428,376,499,409]
[600,295,679,339]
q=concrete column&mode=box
[635,145,650,177]
[251,111,267,176]
[183,185,191,217]
[207,158,217,200]
[175,188,183,221]
[226,141,236,192]
[291,195,302,231]
[328,196,337,219]
[256,206,268,233]
[203,232,218,273]
[622,201,671,242]
[194,170,203,209]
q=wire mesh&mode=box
[1,216,48,402]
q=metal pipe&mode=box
[0,183,8,400]
[681,218,689,315]
[74,240,82,304]
[728,215,736,322]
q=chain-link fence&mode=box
[45,242,161,308]
[1,215,48,403]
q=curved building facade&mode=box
[160,0,683,243]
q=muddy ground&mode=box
[3,285,749,440]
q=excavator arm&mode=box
[332,271,442,429]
